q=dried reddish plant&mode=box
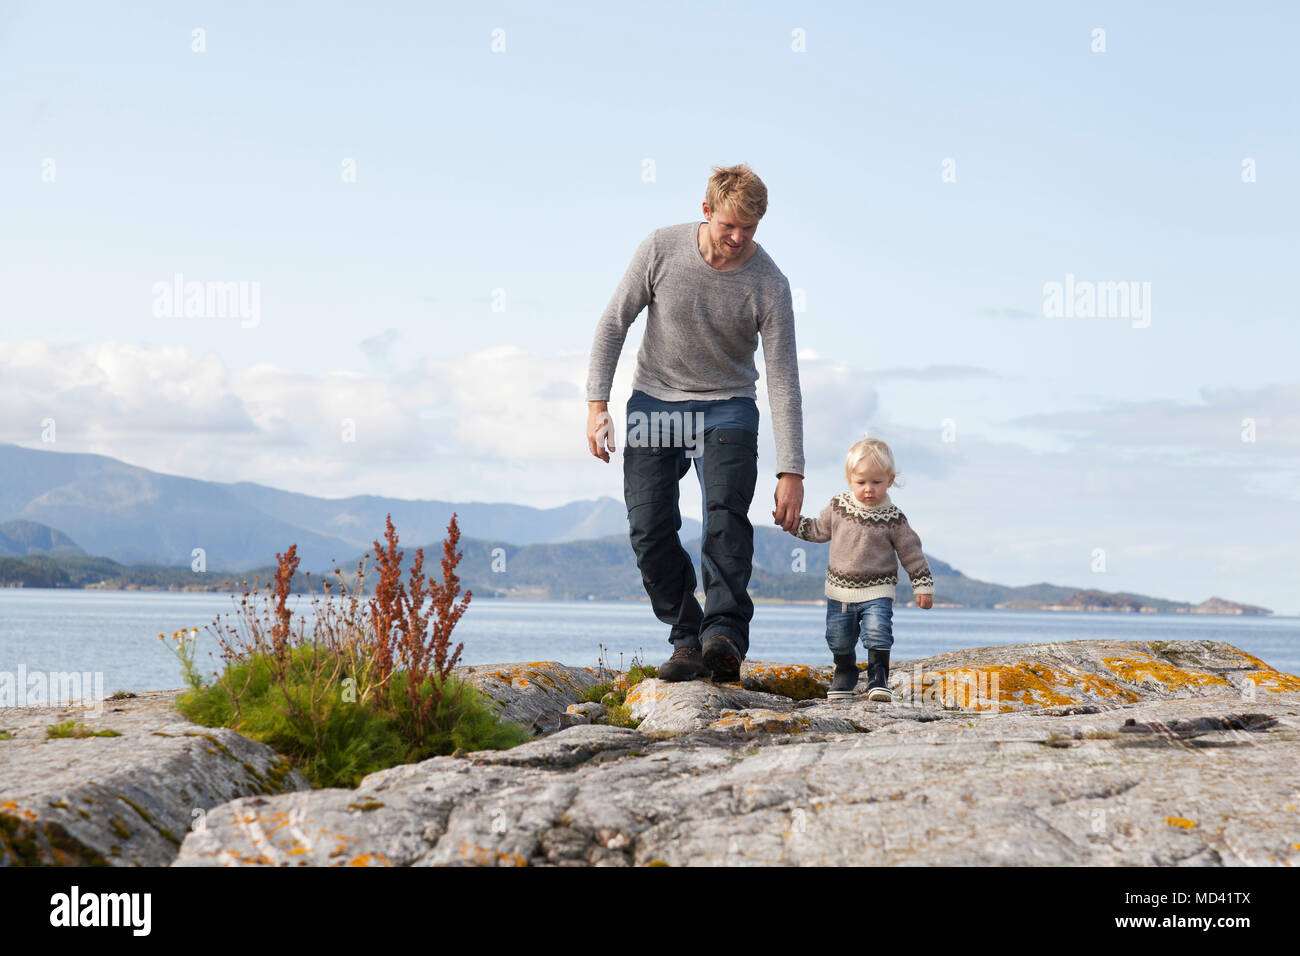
[271,544,299,661]
[202,514,471,749]
[368,513,470,746]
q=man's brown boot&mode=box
[659,644,710,682]
[702,633,743,683]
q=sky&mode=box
[1,1,1297,612]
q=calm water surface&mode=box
[1,589,1296,694]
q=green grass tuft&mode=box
[176,646,531,789]
[46,720,121,739]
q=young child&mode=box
[778,437,934,701]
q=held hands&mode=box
[770,473,804,534]
[915,594,933,609]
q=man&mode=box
[585,164,805,683]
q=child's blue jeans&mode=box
[825,597,894,656]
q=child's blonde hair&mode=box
[845,437,903,487]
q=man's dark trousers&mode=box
[622,388,759,657]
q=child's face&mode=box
[850,464,894,505]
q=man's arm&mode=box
[758,276,805,479]
[585,231,655,404]
[586,232,655,463]
[760,276,805,529]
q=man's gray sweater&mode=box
[585,221,805,477]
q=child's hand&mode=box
[916,594,933,609]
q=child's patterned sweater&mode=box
[792,492,934,602]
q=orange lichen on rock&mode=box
[474,662,589,694]
[458,842,527,866]
[624,682,669,707]
[711,710,809,733]
[0,801,37,822]
[1165,817,1197,829]
[345,853,392,866]
[741,663,826,700]
[914,663,1105,710]
[1102,656,1230,689]
[987,665,1076,707]
[1229,650,1300,692]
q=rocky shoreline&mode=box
[3,639,1298,866]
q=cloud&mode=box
[873,364,1008,382]
[3,339,1295,613]
[0,339,605,502]
[1006,384,1300,455]
[0,340,257,438]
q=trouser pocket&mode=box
[700,428,758,557]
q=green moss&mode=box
[0,731,12,741]
[109,818,132,840]
[348,800,385,812]
[646,859,670,867]
[47,801,69,809]
[43,819,111,866]
[45,720,121,739]
[186,732,233,757]
[113,793,181,846]
[265,756,295,791]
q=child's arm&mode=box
[891,516,935,607]
[788,500,834,543]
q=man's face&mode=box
[702,202,759,260]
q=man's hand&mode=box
[916,594,933,609]
[770,473,804,533]
[587,401,615,463]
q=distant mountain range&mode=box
[0,442,671,571]
[0,443,1270,615]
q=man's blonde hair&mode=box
[705,164,768,222]
[845,437,897,483]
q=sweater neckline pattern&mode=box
[836,491,897,517]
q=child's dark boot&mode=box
[828,652,859,701]
[866,648,893,702]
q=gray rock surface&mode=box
[567,702,606,722]
[172,694,1300,866]
[459,661,604,732]
[0,690,309,866]
[172,640,1300,867]
[9,640,1298,867]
